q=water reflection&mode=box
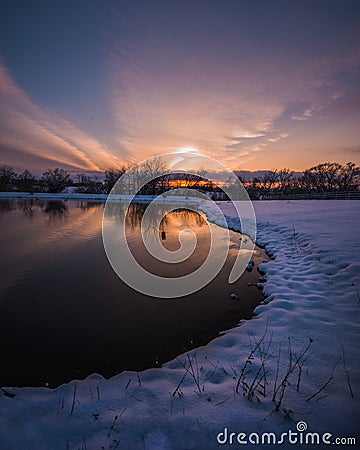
[0,199,266,387]
[19,199,35,218]
[42,201,68,221]
[0,199,14,212]
[106,202,207,233]
[0,199,104,218]
[158,209,207,247]
[78,201,104,210]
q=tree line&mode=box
[0,161,359,199]
[243,162,359,199]
[0,166,121,194]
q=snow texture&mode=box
[0,200,359,449]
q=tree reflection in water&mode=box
[42,201,68,222]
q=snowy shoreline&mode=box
[1,191,360,202]
[0,200,359,449]
[0,192,111,201]
[0,192,208,208]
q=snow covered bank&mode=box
[0,191,109,201]
[0,201,359,449]
[0,192,204,205]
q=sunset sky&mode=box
[0,0,359,174]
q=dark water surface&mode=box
[0,199,266,387]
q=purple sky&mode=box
[0,0,359,174]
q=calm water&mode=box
[0,199,265,387]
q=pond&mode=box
[0,199,266,387]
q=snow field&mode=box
[0,200,359,449]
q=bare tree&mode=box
[76,174,103,194]
[42,168,71,193]
[141,157,168,194]
[0,165,16,191]
[76,173,89,185]
[17,169,36,192]
[261,169,279,195]
[104,167,126,194]
[338,162,360,190]
[302,162,359,192]
[277,168,294,194]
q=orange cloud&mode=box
[0,62,122,173]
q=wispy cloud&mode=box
[292,108,316,121]
[109,54,287,167]
[1,0,359,174]
[106,3,360,169]
[0,62,122,173]
[291,93,342,121]
[267,133,289,143]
